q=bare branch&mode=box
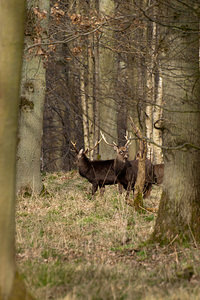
[25,24,104,52]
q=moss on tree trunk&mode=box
[152,0,200,245]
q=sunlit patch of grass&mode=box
[16,172,200,300]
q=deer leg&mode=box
[92,183,98,195]
[143,183,152,199]
[118,183,123,194]
[100,185,105,196]
[125,183,132,200]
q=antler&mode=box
[100,131,117,147]
[124,131,132,148]
[71,141,79,153]
[86,137,102,153]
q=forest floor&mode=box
[16,171,200,300]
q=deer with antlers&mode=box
[71,140,122,195]
[101,132,154,199]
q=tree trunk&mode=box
[98,0,118,159]
[130,120,146,209]
[0,0,34,298]
[153,0,200,244]
[126,13,140,159]
[145,1,156,161]
[16,0,50,194]
[152,71,163,164]
[80,69,90,151]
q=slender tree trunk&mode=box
[80,69,90,151]
[145,1,156,161]
[93,27,100,159]
[77,0,95,156]
[0,1,34,298]
[130,120,146,209]
[153,0,200,244]
[153,71,163,164]
[87,31,95,158]
[126,43,140,160]
[16,0,50,194]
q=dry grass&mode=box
[16,171,200,300]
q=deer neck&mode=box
[78,156,91,175]
[114,158,126,175]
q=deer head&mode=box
[115,145,129,162]
[100,131,131,162]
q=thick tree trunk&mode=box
[16,0,50,194]
[0,0,34,298]
[99,0,118,159]
[153,0,200,244]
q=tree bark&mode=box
[0,0,34,298]
[130,119,146,209]
[152,72,163,164]
[16,0,50,194]
[98,0,118,159]
[153,0,200,244]
[145,0,157,161]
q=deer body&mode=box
[113,146,154,198]
[100,131,163,199]
[77,149,119,195]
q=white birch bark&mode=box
[152,73,163,164]
[145,15,156,161]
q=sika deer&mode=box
[71,141,121,195]
[101,132,154,198]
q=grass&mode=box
[16,171,200,300]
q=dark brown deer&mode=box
[71,141,121,195]
[153,163,164,184]
[101,132,154,199]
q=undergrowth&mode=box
[16,171,200,300]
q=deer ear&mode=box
[113,145,118,152]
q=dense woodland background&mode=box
[16,0,200,242]
[1,0,200,299]
[42,0,164,171]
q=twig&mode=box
[25,24,104,52]
[188,223,198,248]
[138,205,158,214]
[167,234,179,247]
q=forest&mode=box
[0,0,200,299]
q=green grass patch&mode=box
[16,172,200,300]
